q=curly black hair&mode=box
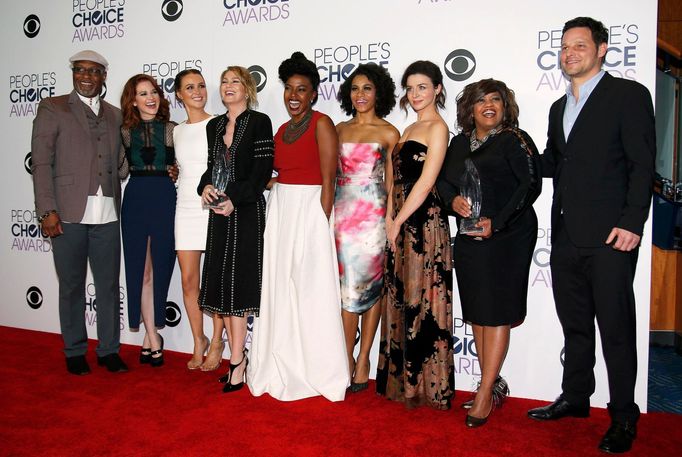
[398,60,446,114]
[278,51,320,105]
[337,63,396,119]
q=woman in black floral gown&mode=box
[376,61,453,410]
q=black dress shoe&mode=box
[97,353,129,373]
[528,397,590,421]
[598,421,636,454]
[66,355,91,375]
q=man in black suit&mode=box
[527,17,655,454]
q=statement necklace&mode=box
[283,109,313,144]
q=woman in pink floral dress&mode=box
[334,63,399,392]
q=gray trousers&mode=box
[52,220,121,357]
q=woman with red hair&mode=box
[119,74,177,367]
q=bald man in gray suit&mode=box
[32,50,128,375]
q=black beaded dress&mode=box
[197,110,274,316]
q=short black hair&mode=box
[337,63,396,119]
[399,60,446,114]
[278,52,320,105]
[562,17,608,47]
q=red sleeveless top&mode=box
[273,110,324,185]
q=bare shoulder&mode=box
[378,120,400,144]
[336,118,351,135]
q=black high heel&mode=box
[139,347,152,364]
[465,399,494,428]
[222,351,248,393]
[218,369,231,384]
[349,360,370,393]
[150,335,164,368]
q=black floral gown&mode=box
[376,140,454,410]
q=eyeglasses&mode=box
[72,66,105,76]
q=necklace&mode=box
[282,109,313,144]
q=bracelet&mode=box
[38,210,56,223]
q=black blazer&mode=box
[197,110,274,206]
[540,72,655,247]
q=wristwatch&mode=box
[38,210,56,223]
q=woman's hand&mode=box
[452,195,471,218]
[201,185,218,206]
[387,219,400,252]
[211,197,234,216]
[472,217,492,239]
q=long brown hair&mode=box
[120,74,170,129]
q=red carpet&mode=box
[0,326,680,456]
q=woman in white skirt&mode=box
[247,52,349,401]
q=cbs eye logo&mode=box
[443,49,476,82]
[23,14,41,38]
[165,301,182,327]
[162,0,183,22]
[559,347,565,367]
[25,152,32,174]
[26,286,43,309]
[248,65,267,93]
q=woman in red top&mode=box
[247,52,349,401]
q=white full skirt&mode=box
[247,183,349,401]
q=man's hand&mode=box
[168,164,179,182]
[605,227,640,252]
[41,212,63,238]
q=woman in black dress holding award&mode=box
[438,78,541,427]
[198,66,274,393]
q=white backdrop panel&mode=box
[0,0,655,410]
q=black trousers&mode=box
[550,219,640,423]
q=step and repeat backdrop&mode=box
[1,0,656,408]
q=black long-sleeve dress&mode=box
[437,127,541,326]
[197,110,274,316]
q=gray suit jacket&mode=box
[31,90,122,222]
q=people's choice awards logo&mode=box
[531,227,552,288]
[222,0,290,26]
[11,209,51,253]
[26,286,43,309]
[143,59,203,110]
[535,22,641,91]
[162,0,183,22]
[23,14,41,38]
[314,42,391,102]
[443,49,476,82]
[248,65,267,92]
[165,301,182,327]
[72,0,125,42]
[9,72,56,118]
[453,318,480,376]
